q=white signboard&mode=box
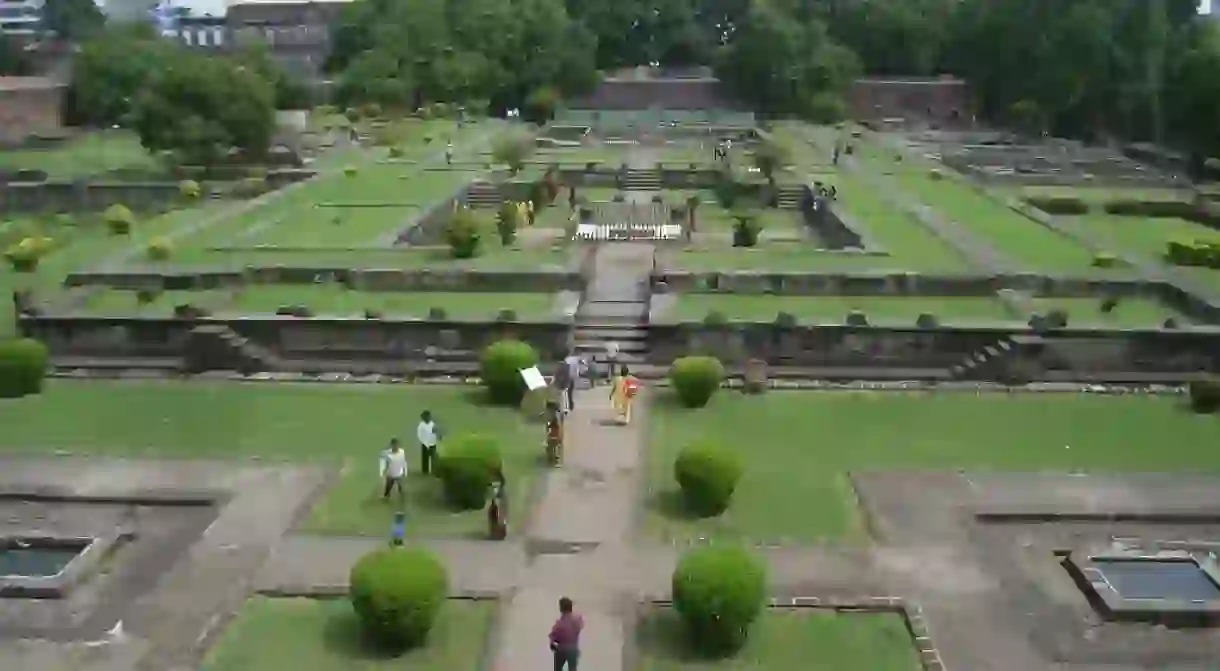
[520,366,547,391]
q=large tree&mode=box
[41,0,105,41]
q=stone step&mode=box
[573,315,648,327]
[573,326,647,340]
[573,339,646,353]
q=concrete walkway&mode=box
[489,387,647,671]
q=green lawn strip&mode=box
[1067,214,1220,290]
[647,392,1220,544]
[1026,297,1187,327]
[0,130,158,179]
[1018,185,1194,204]
[858,143,1095,270]
[662,295,1011,325]
[162,245,571,270]
[0,380,544,538]
[226,286,557,319]
[667,246,898,272]
[202,597,493,671]
[832,172,971,270]
[636,608,919,671]
[69,289,234,315]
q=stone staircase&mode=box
[573,243,655,368]
[464,181,502,209]
[777,185,804,210]
[948,335,1036,380]
[621,168,660,191]
[183,324,283,374]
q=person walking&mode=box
[558,351,582,412]
[417,410,440,476]
[380,438,408,506]
[549,597,584,671]
[609,364,640,425]
[601,341,619,386]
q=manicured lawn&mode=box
[0,130,158,179]
[0,380,544,538]
[1068,214,1220,289]
[661,295,1012,325]
[227,287,559,320]
[161,245,573,271]
[666,246,899,272]
[647,392,1220,544]
[202,597,494,671]
[859,143,1096,271]
[832,172,971,270]
[1026,297,1188,328]
[636,608,919,671]
[71,289,233,315]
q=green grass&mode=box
[0,380,544,538]
[662,295,1013,324]
[228,287,559,319]
[859,142,1096,271]
[1026,297,1188,328]
[636,609,920,671]
[161,245,572,271]
[667,245,901,272]
[1068,214,1220,289]
[202,597,493,671]
[0,130,158,179]
[647,392,1220,544]
[69,289,233,315]
[831,173,971,270]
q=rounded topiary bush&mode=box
[671,547,767,655]
[178,179,201,200]
[349,547,448,650]
[146,238,171,261]
[0,338,49,398]
[103,204,134,235]
[435,435,503,509]
[479,339,539,405]
[674,442,743,516]
[702,310,727,326]
[1189,378,1220,414]
[669,356,726,409]
[1092,252,1117,268]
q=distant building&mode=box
[166,15,227,49]
[0,76,64,143]
[0,0,43,36]
[566,66,734,111]
[224,0,350,81]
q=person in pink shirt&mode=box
[548,596,584,670]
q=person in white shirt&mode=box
[602,341,619,385]
[380,438,408,504]
[417,410,441,475]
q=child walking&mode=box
[609,364,640,425]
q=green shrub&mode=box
[1189,378,1220,414]
[731,211,761,248]
[349,547,448,650]
[479,339,539,405]
[1104,199,1196,218]
[3,236,51,272]
[359,102,382,119]
[178,179,201,200]
[388,146,405,159]
[146,238,171,261]
[674,442,743,516]
[445,207,483,259]
[1166,239,1220,269]
[669,356,725,408]
[702,310,727,326]
[344,165,359,178]
[343,107,360,123]
[435,435,503,509]
[0,338,49,398]
[103,204,134,235]
[671,547,767,655]
[496,200,521,245]
[1092,252,1118,268]
[1026,196,1089,215]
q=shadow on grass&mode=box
[635,609,741,663]
[644,488,714,522]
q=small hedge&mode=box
[0,338,49,398]
[1166,239,1220,269]
[103,204,134,235]
[436,435,503,509]
[446,207,482,259]
[1189,378,1220,414]
[349,547,448,650]
[4,236,52,272]
[479,339,539,405]
[1092,252,1118,268]
[146,238,171,261]
[1026,196,1089,215]
[178,179,201,200]
[674,442,743,516]
[669,356,725,408]
[1104,199,1196,218]
[671,547,767,655]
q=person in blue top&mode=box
[390,511,406,546]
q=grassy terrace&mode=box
[0,130,158,179]
[141,245,572,271]
[858,140,1097,271]
[0,380,543,538]
[68,288,560,320]
[646,391,1220,544]
[1018,185,1194,204]
[1026,296,1190,328]
[666,245,895,272]
[1067,213,1220,289]
[203,597,494,671]
[661,295,1012,325]
[636,609,919,671]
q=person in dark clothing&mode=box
[549,597,584,671]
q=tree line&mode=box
[5,0,1217,164]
